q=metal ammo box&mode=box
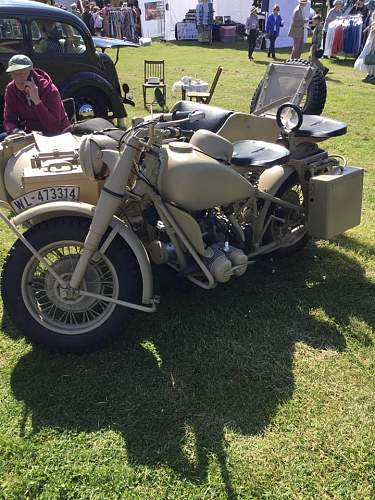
[308,166,364,239]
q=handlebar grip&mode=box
[159,113,174,122]
[172,111,190,120]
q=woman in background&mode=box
[245,6,259,61]
[265,4,283,59]
[355,8,375,81]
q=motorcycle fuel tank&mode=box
[158,142,254,212]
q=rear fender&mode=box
[11,201,153,306]
[258,165,295,196]
[257,165,296,229]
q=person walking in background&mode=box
[92,6,103,35]
[245,6,259,60]
[323,0,343,55]
[132,0,142,39]
[82,2,95,35]
[352,0,368,22]
[289,0,308,59]
[363,0,375,46]
[355,8,375,81]
[265,4,283,59]
[309,14,329,75]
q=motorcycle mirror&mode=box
[276,103,303,132]
[154,88,166,109]
[189,110,205,123]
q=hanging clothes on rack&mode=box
[324,15,363,57]
[100,6,137,41]
[108,10,123,38]
[121,5,136,41]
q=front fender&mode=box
[11,201,153,306]
[60,72,125,118]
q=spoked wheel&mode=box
[1,217,141,352]
[263,174,309,257]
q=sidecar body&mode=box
[0,132,107,213]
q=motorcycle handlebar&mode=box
[159,111,190,122]
[172,111,191,120]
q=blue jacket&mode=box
[266,14,283,37]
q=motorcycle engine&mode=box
[197,211,248,282]
[147,209,248,283]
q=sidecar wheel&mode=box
[263,174,309,257]
[250,59,327,116]
[1,217,142,353]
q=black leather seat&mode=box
[232,140,290,168]
[295,115,347,139]
[65,118,125,142]
[170,100,233,133]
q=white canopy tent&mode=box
[137,0,310,46]
[137,0,197,39]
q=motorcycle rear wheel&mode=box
[263,174,309,257]
[1,216,142,352]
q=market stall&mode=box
[137,0,311,46]
[137,0,169,38]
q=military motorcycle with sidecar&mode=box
[0,64,364,352]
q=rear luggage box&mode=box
[308,167,364,239]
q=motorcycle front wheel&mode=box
[1,216,142,352]
[263,174,309,257]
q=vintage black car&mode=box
[0,0,137,128]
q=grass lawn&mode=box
[0,40,374,499]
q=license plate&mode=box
[11,186,80,214]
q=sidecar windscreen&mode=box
[252,63,315,116]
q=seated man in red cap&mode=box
[2,54,70,138]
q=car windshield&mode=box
[31,19,86,55]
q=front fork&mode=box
[68,137,137,290]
